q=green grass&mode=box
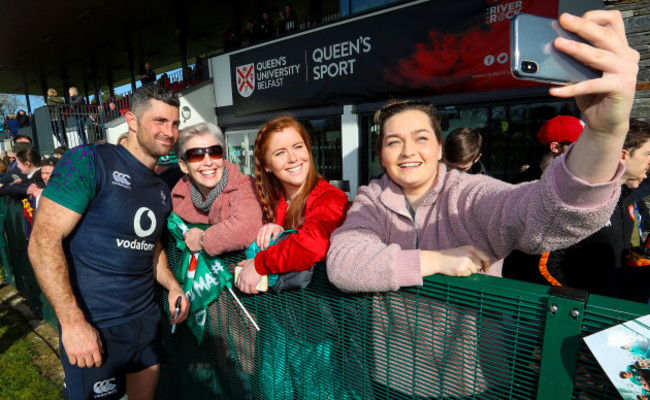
[0,302,63,400]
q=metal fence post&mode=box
[536,286,588,399]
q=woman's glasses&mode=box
[183,145,223,163]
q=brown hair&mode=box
[374,99,443,155]
[443,128,483,164]
[254,116,321,228]
[624,118,650,153]
[16,148,41,167]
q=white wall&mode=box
[178,81,218,128]
[106,119,128,145]
[211,57,233,108]
[341,105,359,198]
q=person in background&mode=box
[504,119,650,303]
[278,4,297,34]
[244,19,259,43]
[327,10,639,398]
[442,127,487,174]
[17,109,29,127]
[0,151,8,173]
[106,101,121,120]
[194,57,204,81]
[68,86,87,145]
[0,147,44,197]
[28,157,58,209]
[0,140,33,189]
[13,134,32,144]
[116,133,129,146]
[140,62,156,85]
[511,115,583,184]
[53,146,68,159]
[259,11,274,39]
[502,115,585,283]
[46,88,65,145]
[7,113,20,138]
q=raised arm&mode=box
[552,11,639,183]
[28,197,103,368]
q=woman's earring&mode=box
[265,169,271,173]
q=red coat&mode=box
[171,161,263,256]
[254,179,349,274]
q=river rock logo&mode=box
[236,63,255,97]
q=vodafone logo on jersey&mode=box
[134,207,156,237]
[236,63,255,97]
[115,207,157,252]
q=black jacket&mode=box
[0,169,44,197]
[504,186,648,302]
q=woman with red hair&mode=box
[235,116,348,293]
[235,116,351,399]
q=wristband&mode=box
[200,232,204,249]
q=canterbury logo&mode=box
[93,378,116,394]
[112,171,131,186]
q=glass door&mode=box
[225,129,257,176]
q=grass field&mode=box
[0,299,63,400]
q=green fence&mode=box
[2,196,649,399]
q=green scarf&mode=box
[167,212,233,344]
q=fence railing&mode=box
[1,195,649,399]
[30,104,122,153]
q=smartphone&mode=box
[234,266,269,292]
[510,13,601,84]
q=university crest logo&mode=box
[236,63,255,97]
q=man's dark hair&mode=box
[623,119,650,153]
[42,157,59,167]
[443,128,483,164]
[53,146,68,157]
[130,84,179,118]
[16,148,41,167]
[12,134,33,144]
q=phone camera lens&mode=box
[521,61,538,74]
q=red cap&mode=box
[536,116,584,146]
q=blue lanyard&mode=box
[634,202,643,242]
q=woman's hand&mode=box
[420,246,491,277]
[550,11,639,184]
[550,11,638,136]
[256,223,284,250]
[236,258,263,294]
[184,227,204,252]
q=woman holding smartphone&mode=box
[327,10,639,398]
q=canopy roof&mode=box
[0,0,312,97]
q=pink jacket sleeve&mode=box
[327,185,421,292]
